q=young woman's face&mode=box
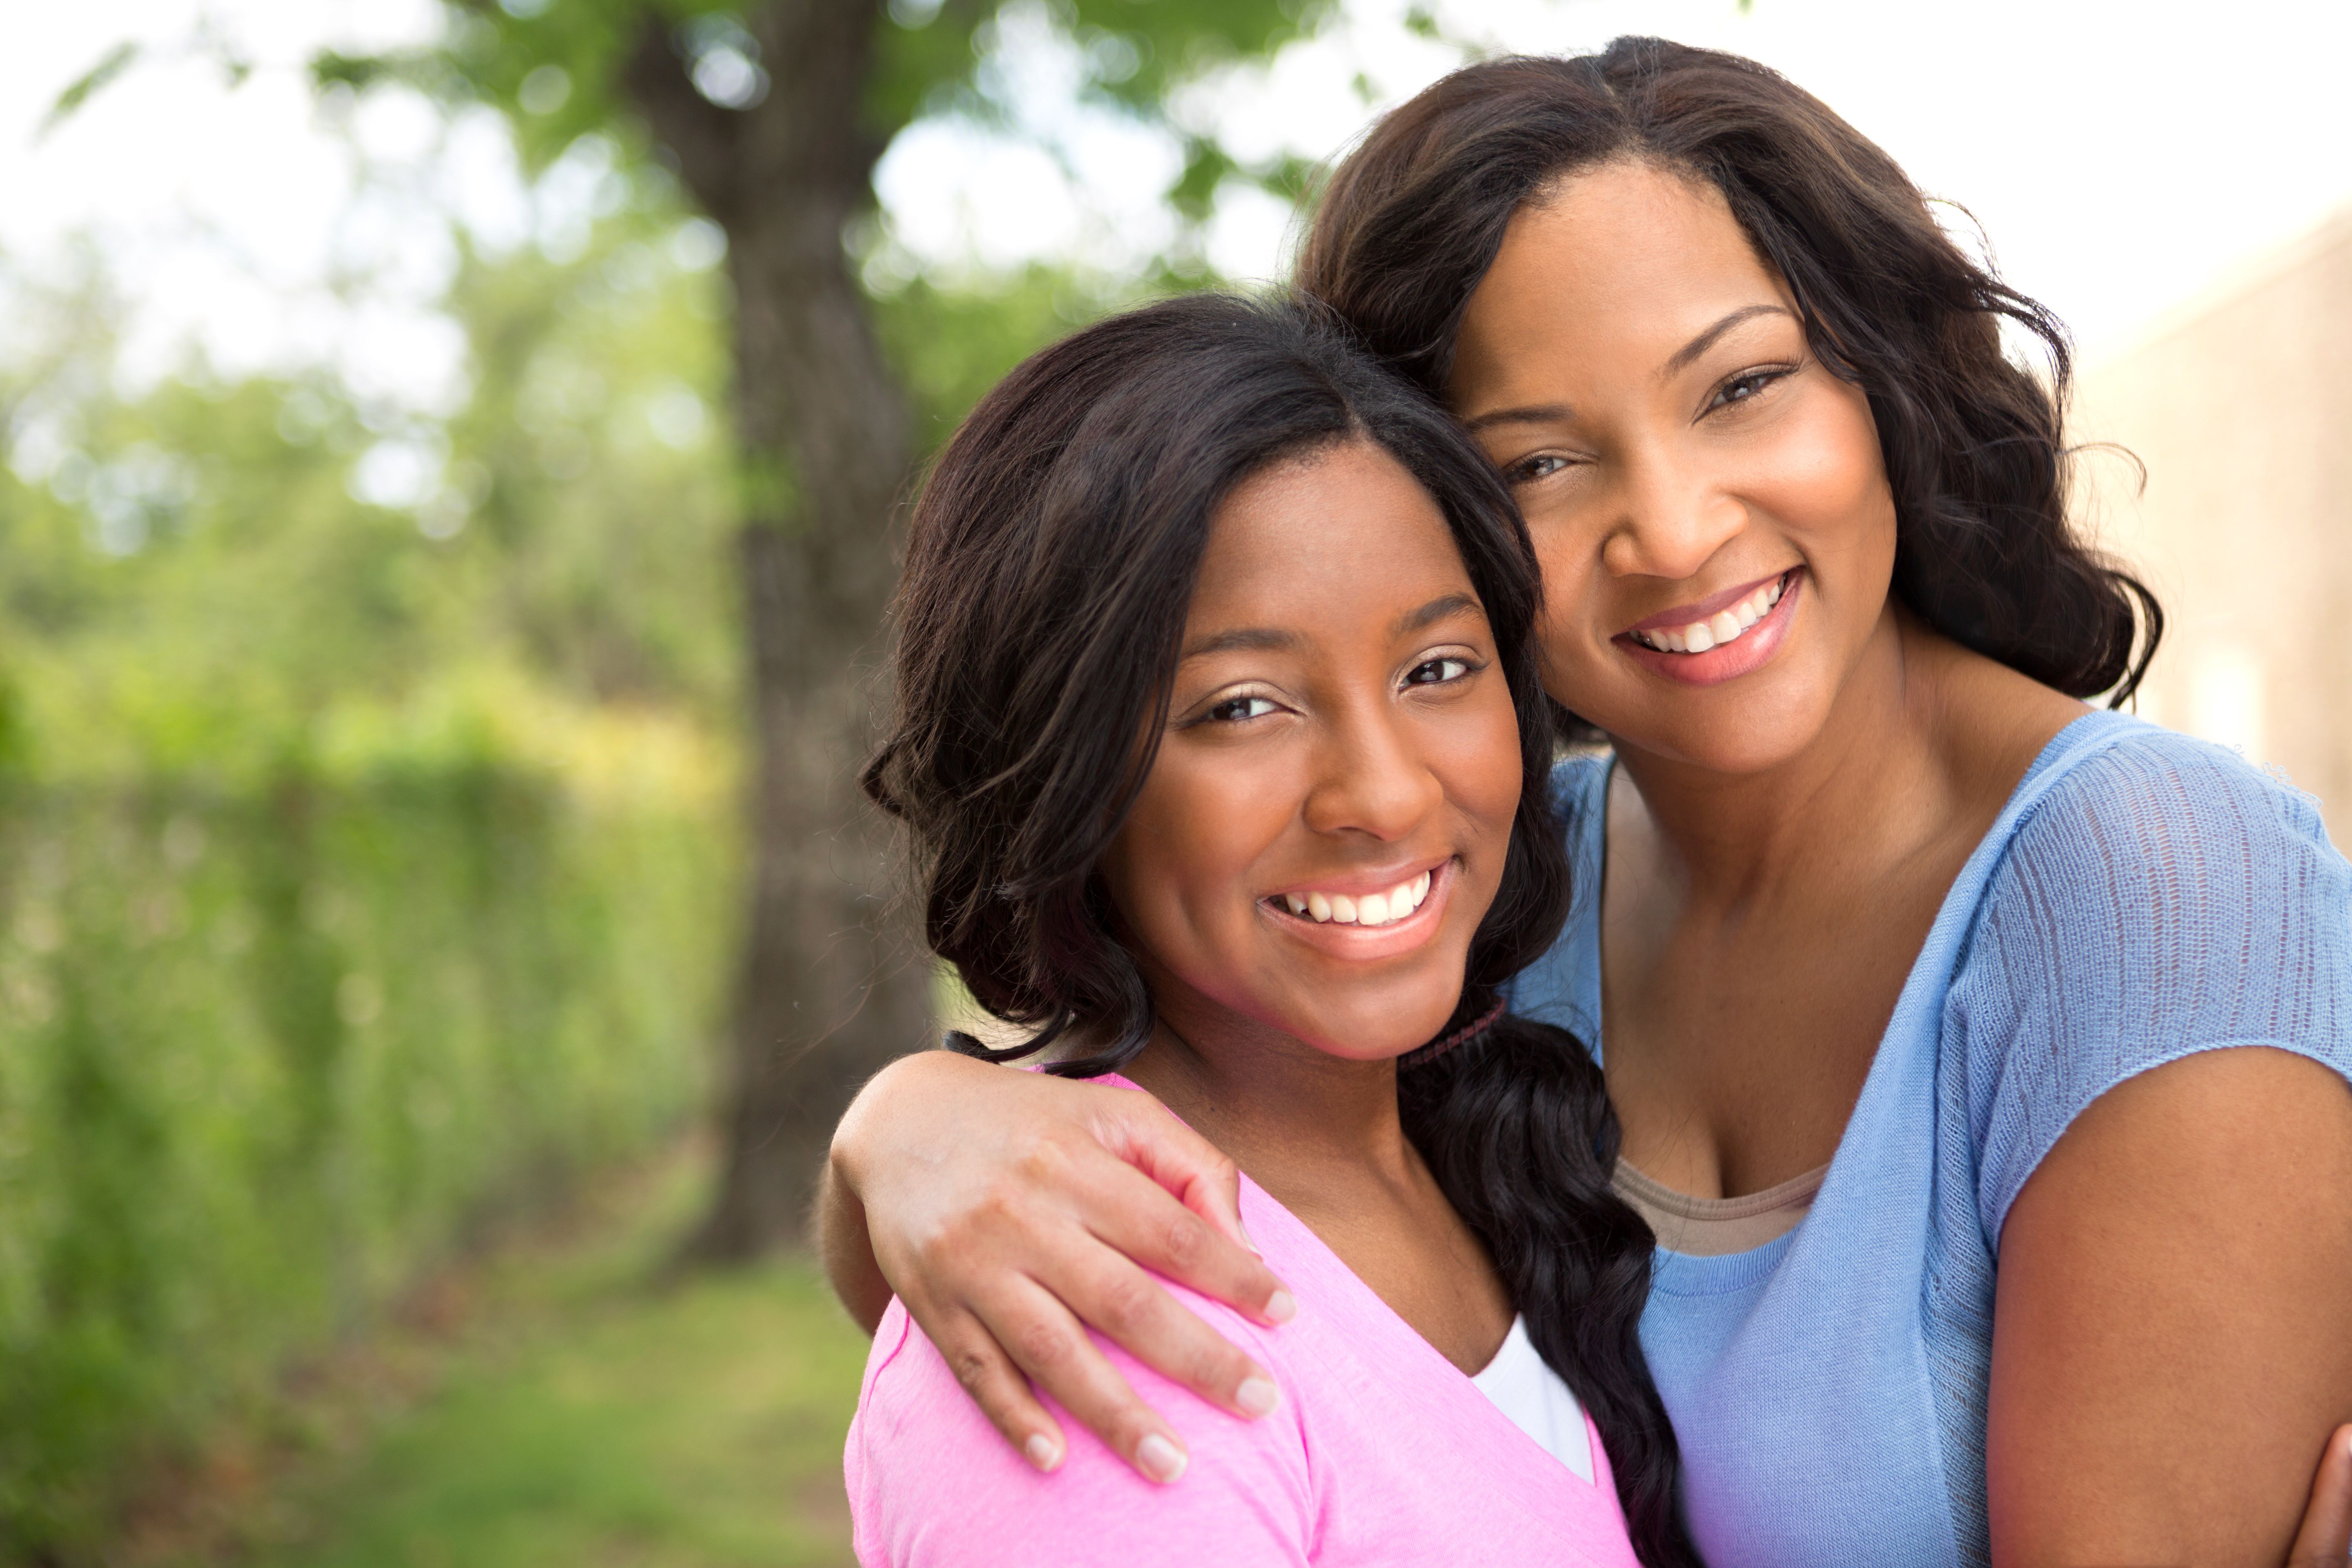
[1450,158,1899,774]
[1099,440,1521,1062]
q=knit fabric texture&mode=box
[1504,711,2352,1566]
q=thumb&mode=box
[2287,1423,2352,1568]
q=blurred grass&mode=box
[189,1144,869,1568]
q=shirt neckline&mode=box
[1583,709,2125,1267]
[1085,1071,1603,1485]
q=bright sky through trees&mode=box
[4,0,2350,416]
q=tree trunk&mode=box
[624,0,929,1259]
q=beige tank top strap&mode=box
[1613,1158,1830,1258]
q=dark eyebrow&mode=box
[1392,592,1483,638]
[1180,626,1297,659]
[1461,402,1571,435]
[1180,595,1479,660]
[1664,304,1791,377]
[1459,305,1792,432]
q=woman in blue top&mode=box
[818,38,2352,1566]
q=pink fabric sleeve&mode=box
[848,1295,1315,1568]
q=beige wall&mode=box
[2072,207,2352,825]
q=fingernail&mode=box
[1234,1374,1280,1418]
[1024,1434,1062,1471]
[1238,1223,1262,1256]
[1135,1432,1187,1483]
[1263,1288,1297,1324]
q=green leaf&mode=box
[312,48,393,91]
[1169,136,1238,223]
[40,42,139,140]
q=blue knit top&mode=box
[1504,711,2352,1565]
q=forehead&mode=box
[1188,441,1470,630]
[1451,160,1789,402]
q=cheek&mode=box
[1768,384,1898,573]
[1102,752,1288,963]
[1526,516,1604,700]
[1442,689,1527,865]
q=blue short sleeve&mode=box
[1954,729,2352,1246]
[1501,752,1612,1054]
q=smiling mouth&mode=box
[1266,868,1434,929]
[1626,569,1795,655]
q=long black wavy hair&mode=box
[863,293,1697,1567]
[1298,38,2160,713]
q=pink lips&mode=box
[1625,568,1793,635]
[1263,858,1456,962]
[1265,857,1450,904]
[1616,567,1804,688]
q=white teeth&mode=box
[1636,576,1787,657]
[1283,870,1436,927]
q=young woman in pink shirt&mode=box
[846,292,1679,1566]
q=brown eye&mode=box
[1708,367,1790,412]
[1207,694,1278,723]
[1405,657,1474,687]
[1507,453,1571,486]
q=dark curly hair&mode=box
[863,292,1696,1568]
[1297,37,2160,710]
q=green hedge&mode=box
[0,760,731,1552]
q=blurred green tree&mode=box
[0,207,748,1550]
[326,0,1334,1257]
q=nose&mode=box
[1301,693,1443,843]
[1597,441,1746,584]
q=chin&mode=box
[1655,717,1824,776]
[1586,664,1838,777]
[1285,995,1466,1063]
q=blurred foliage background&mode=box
[1,200,737,1551]
[0,0,1341,1559]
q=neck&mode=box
[1610,604,1969,900]
[1116,1008,1421,1207]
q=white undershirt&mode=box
[1469,1314,1595,1482]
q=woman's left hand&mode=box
[2289,1423,2352,1567]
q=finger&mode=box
[1037,1215,1285,1423]
[1092,1087,1252,1243]
[1080,1152,1296,1329]
[979,1274,1198,1484]
[2288,1423,2352,1567]
[923,1305,1072,1472]
[1089,1094,1296,1323]
[918,1302,1071,1474]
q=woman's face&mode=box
[1099,440,1521,1063]
[1450,158,1899,775]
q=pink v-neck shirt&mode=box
[845,1078,1640,1567]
